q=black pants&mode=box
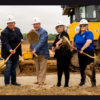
[57,58,70,86]
[78,50,96,83]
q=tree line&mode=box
[23,33,57,40]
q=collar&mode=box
[7,26,16,32]
[35,27,42,32]
[79,31,86,36]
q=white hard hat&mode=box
[79,19,88,25]
[32,17,41,25]
[55,21,65,28]
[6,15,16,23]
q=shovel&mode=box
[33,53,44,61]
[0,42,22,72]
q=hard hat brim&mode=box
[6,20,16,23]
[31,21,41,25]
[55,24,65,28]
[79,23,89,26]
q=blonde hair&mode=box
[55,25,67,33]
[77,24,90,34]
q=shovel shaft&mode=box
[34,53,38,57]
[54,44,64,51]
[76,50,95,59]
[5,42,22,63]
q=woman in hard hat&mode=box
[52,21,72,87]
[71,19,96,87]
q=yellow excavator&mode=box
[61,5,100,68]
[0,28,2,56]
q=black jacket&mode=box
[1,26,23,60]
[52,31,72,59]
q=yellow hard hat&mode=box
[0,28,2,30]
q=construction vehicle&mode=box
[61,5,100,68]
[0,28,2,57]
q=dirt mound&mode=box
[18,60,58,76]
[0,84,100,95]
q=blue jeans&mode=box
[4,59,19,85]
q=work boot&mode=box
[92,83,96,87]
[11,82,21,86]
[64,85,69,87]
[78,82,85,86]
[57,82,61,87]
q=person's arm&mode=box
[52,35,58,52]
[56,32,69,49]
[18,28,24,43]
[81,40,92,51]
[71,34,77,50]
[29,44,32,52]
[34,30,48,52]
[80,32,93,53]
[1,32,12,52]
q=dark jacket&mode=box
[52,31,72,59]
[1,26,23,60]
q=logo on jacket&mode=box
[83,35,85,38]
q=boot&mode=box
[92,83,96,87]
[11,82,21,86]
[78,82,85,86]
[57,82,61,87]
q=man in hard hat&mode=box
[1,15,24,86]
[29,17,50,85]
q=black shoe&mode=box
[92,83,96,87]
[79,82,85,86]
[57,83,61,87]
[11,82,21,86]
[64,85,69,87]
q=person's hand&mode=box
[29,49,32,52]
[21,39,24,43]
[31,49,36,55]
[71,46,77,51]
[80,49,84,54]
[52,47,55,52]
[9,49,16,54]
[56,42,60,50]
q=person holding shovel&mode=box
[71,19,96,87]
[52,21,72,87]
[29,17,49,85]
[1,15,24,86]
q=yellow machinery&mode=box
[61,5,100,67]
[23,50,33,60]
[0,28,2,55]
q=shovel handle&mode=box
[76,50,95,59]
[54,44,63,51]
[34,53,38,57]
[5,42,22,62]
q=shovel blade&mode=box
[0,60,5,67]
[33,56,44,61]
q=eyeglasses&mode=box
[80,25,86,27]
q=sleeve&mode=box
[34,30,48,52]
[52,35,58,47]
[1,32,12,51]
[19,28,23,40]
[62,32,70,40]
[86,32,94,41]
[73,35,76,42]
[29,44,32,49]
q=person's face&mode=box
[33,23,41,31]
[80,24,88,32]
[7,22,15,30]
[56,25,64,33]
